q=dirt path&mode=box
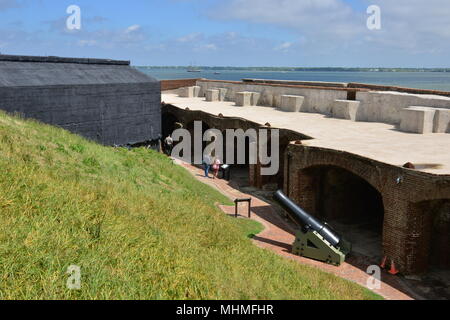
[176,160,415,300]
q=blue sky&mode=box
[1,0,449,67]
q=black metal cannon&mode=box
[274,190,351,266]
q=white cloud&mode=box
[176,32,203,43]
[198,43,217,51]
[275,42,293,52]
[125,24,141,34]
[212,0,364,41]
[212,0,450,55]
[77,40,98,47]
[362,0,450,53]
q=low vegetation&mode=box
[0,111,381,300]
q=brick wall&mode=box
[161,79,201,91]
[285,143,450,275]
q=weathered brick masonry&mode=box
[284,144,450,274]
[161,78,201,91]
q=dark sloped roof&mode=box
[0,55,158,87]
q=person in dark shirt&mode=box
[203,154,213,178]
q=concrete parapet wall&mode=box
[235,91,253,106]
[280,95,305,112]
[192,79,450,133]
[197,80,347,114]
[433,108,450,133]
[400,106,436,134]
[356,91,450,125]
[242,78,348,88]
[332,100,361,121]
[206,89,220,102]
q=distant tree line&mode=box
[136,66,450,73]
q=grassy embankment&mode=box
[0,111,381,300]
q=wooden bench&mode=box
[234,198,252,218]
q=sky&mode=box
[0,0,450,67]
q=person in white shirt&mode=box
[164,135,173,155]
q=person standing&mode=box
[212,157,222,179]
[203,154,212,178]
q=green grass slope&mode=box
[0,112,381,300]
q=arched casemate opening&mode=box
[161,112,182,140]
[297,165,385,260]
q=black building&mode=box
[0,55,161,146]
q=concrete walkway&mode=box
[176,159,415,300]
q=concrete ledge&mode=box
[193,86,201,98]
[400,106,436,134]
[235,91,253,106]
[433,108,450,133]
[251,92,261,106]
[206,89,220,102]
[332,100,360,121]
[280,95,305,112]
[179,86,194,98]
[212,88,228,101]
[243,78,348,88]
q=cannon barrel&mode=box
[274,190,341,248]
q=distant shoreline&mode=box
[136,66,450,73]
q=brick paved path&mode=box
[177,160,415,300]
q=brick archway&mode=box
[161,111,182,139]
[293,164,385,259]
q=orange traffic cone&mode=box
[388,260,399,275]
[380,256,387,269]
